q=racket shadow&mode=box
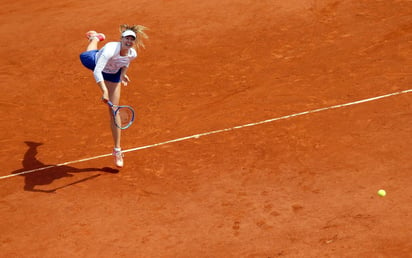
[10,141,119,193]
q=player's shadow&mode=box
[11,141,118,193]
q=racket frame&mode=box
[105,100,135,129]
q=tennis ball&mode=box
[377,189,386,197]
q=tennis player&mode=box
[80,24,148,168]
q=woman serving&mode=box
[80,24,148,168]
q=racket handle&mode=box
[102,97,113,107]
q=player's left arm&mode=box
[120,49,137,86]
[120,66,130,86]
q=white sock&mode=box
[114,147,121,152]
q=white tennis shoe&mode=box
[112,149,124,168]
[85,30,106,41]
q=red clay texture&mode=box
[1,0,412,257]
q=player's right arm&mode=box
[93,43,116,102]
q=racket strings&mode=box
[115,107,134,129]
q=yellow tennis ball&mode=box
[377,189,386,197]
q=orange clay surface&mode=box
[1,0,412,257]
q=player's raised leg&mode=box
[85,31,106,51]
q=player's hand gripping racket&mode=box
[104,99,135,129]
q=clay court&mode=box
[1,0,412,257]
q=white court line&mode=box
[1,88,411,180]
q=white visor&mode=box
[122,30,136,38]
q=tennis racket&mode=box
[105,100,135,129]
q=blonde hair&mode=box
[119,24,149,49]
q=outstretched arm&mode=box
[93,46,114,101]
[97,81,109,101]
